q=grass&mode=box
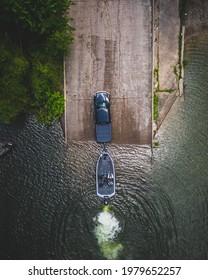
[157,89,175,93]
[183,58,189,67]
[153,92,158,121]
[173,65,179,78]
[153,141,160,148]
[154,67,159,80]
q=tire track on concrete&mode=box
[65,0,152,144]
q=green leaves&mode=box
[0,0,74,126]
[34,91,65,126]
[153,93,159,121]
[1,0,74,35]
[0,39,29,124]
[46,27,75,57]
[31,56,60,96]
[31,54,64,125]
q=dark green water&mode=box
[153,34,208,259]
[0,35,208,260]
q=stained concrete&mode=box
[158,0,180,90]
[154,0,180,130]
[65,0,153,144]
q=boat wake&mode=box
[93,205,123,259]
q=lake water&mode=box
[0,35,208,260]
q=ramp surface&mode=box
[65,0,153,144]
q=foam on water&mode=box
[93,205,123,259]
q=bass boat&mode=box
[96,149,115,205]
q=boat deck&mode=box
[97,152,115,197]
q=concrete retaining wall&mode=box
[154,0,180,131]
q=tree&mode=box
[0,0,75,125]
[33,91,65,126]
[0,0,74,35]
[0,38,29,124]
[31,53,64,125]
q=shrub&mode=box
[0,39,29,123]
[0,0,74,125]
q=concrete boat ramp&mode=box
[64,0,153,145]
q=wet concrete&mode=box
[158,0,180,90]
[154,0,180,130]
[65,0,153,144]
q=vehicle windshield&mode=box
[96,108,110,124]
[97,102,107,108]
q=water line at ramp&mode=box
[93,205,123,259]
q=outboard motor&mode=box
[104,197,108,205]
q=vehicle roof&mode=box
[94,91,110,103]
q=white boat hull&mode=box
[96,150,115,203]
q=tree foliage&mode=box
[31,53,64,125]
[33,91,65,126]
[0,0,74,34]
[0,38,29,124]
[0,0,74,125]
